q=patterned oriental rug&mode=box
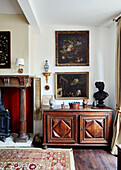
[0,148,75,170]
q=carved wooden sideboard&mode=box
[42,105,113,147]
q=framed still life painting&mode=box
[55,72,89,99]
[55,31,89,66]
[0,31,11,68]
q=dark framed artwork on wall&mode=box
[55,72,89,99]
[0,31,11,68]
[55,31,89,66]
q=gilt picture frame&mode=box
[55,31,89,66]
[55,72,89,99]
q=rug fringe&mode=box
[70,150,75,170]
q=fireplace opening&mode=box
[0,89,10,142]
[3,87,33,133]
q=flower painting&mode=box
[55,31,89,66]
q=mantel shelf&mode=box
[0,75,33,87]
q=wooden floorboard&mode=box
[32,138,117,170]
[73,149,117,170]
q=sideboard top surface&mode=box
[41,105,114,112]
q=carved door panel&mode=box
[47,113,77,143]
[80,113,109,144]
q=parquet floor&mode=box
[73,149,117,170]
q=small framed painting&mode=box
[0,31,11,68]
[55,31,89,66]
[55,72,89,99]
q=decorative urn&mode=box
[49,95,55,109]
[44,60,49,72]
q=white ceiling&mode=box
[33,0,121,27]
[0,0,121,29]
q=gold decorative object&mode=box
[16,58,24,74]
[42,72,51,83]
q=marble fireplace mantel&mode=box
[0,75,33,142]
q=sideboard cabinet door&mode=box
[80,112,110,144]
[46,113,77,144]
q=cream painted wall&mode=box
[31,25,115,106]
[31,25,116,135]
[108,24,117,110]
[0,14,30,74]
[0,15,115,108]
[0,14,116,135]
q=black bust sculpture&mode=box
[93,82,109,107]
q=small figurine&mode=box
[92,100,97,108]
[61,102,65,109]
[83,99,88,108]
[93,82,109,107]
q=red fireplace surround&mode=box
[0,75,33,142]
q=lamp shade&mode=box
[16,58,24,66]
